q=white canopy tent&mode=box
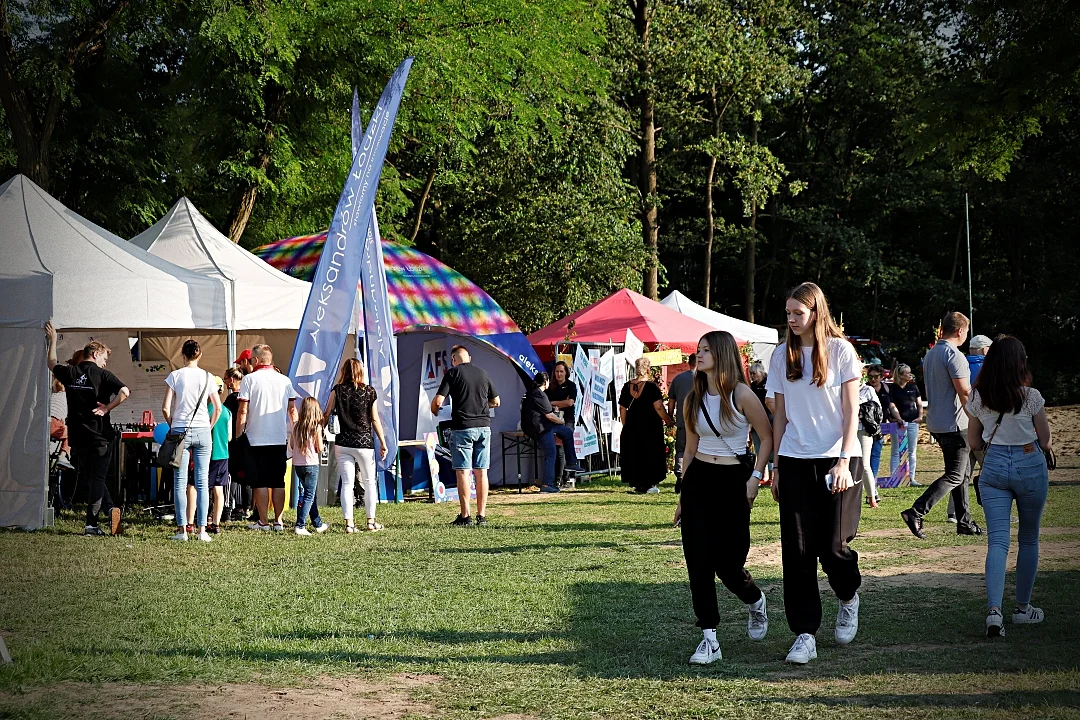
[0,175,229,529]
[660,290,779,366]
[131,197,313,367]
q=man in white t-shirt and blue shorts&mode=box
[237,345,297,531]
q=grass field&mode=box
[2,450,1080,719]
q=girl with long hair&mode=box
[673,331,773,665]
[324,358,388,532]
[291,397,329,535]
[766,282,864,664]
[967,336,1053,637]
[618,356,672,493]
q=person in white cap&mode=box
[967,335,993,385]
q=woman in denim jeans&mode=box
[162,340,222,542]
[966,337,1054,638]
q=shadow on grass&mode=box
[749,690,1080,709]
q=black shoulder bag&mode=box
[699,395,757,471]
[157,372,212,469]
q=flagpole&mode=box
[965,193,974,335]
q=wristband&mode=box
[838,450,852,460]
[751,469,763,480]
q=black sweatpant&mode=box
[75,443,115,527]
[680,459,763,629]
[778,456,862,635]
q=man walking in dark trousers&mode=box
[901,312,983,538]
[45,321,129,536]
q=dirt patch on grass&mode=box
[0,673,440,720]
[1048,405,1080,457]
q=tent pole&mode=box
[227,280,237,366]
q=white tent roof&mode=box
[660,290,779,344]
[131,197,311,331]
[0,175,228,330]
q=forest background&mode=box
[2,0,1076,401]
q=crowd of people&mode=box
[44,279,1056,663]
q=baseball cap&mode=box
[969,335,992,351]
[234,348,253,364]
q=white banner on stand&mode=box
[416,339,452,438]
[624,329,643,364]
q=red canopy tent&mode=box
[529,288,734,361]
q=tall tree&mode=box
[0,0,136,190]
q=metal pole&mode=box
[965,193,974,334]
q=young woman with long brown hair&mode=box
[324,358,388,532]
[673,331,773,665]
[766,282,864,664]
[967,336,1053,637]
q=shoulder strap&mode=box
[985,412,1005,447]
[184,371,212,427]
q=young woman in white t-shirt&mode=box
[765,282,863,665]
[673,331,773,665]
[162,340,222,542]
[966,336,1054,638]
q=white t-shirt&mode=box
[967,387,1044,446]
[238,368,296,446]
[165,367,213,430]
[766,337,862,458]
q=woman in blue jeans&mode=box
[291,397,329,535]
[888,364,922,484]
[162,340,222,542]
[966,337,1054,638]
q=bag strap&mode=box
[181,371,212,428]
[985,412,1005,447]
[700,393,748,457]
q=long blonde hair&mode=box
[292,397,323,457]
[685,331,746,434]
[785,282,846,387]
[337,357,366,387]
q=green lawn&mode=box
[2,453,1080,719]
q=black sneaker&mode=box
[474,515,489,527]
[900,509,926,539]
[450,514,473,527]
[957,522,984,536]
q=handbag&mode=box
[156,371,212,469]
[972,412,1004,507]
[699,394,756,471]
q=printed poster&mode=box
[624,328,644,364]
[599,348,615,382]
[573,426,586,456]
[600,403,612,433]
[590,370,608,405]
[574,344,590,385]
[582,430,600,457]
[416,339,452,438]
[610,419,623,454]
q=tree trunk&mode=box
[226,81,286,243]
[703,154,717,307]
[633,0,659,299]
[744,107,761,323]
[758,198,779,320]
[409,152,440,243]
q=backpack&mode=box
[859,398,883,437]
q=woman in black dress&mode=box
[618,357,672,493]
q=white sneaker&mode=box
[987,609,1005,637]
[294,527,312,536]
[785,633,817,664]
[646,486,660,494]
[272,522,285,532]
[248,522,271,531]
[170,530,188,542]
[1012,605,1044,624]
[314,523,330,534]
[835,593,859,645]
[688,637,722,665]
[747,594,769,640]
[197,531,213,542]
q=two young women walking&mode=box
[678,282,864,665]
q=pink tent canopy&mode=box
[528,289,732,361]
